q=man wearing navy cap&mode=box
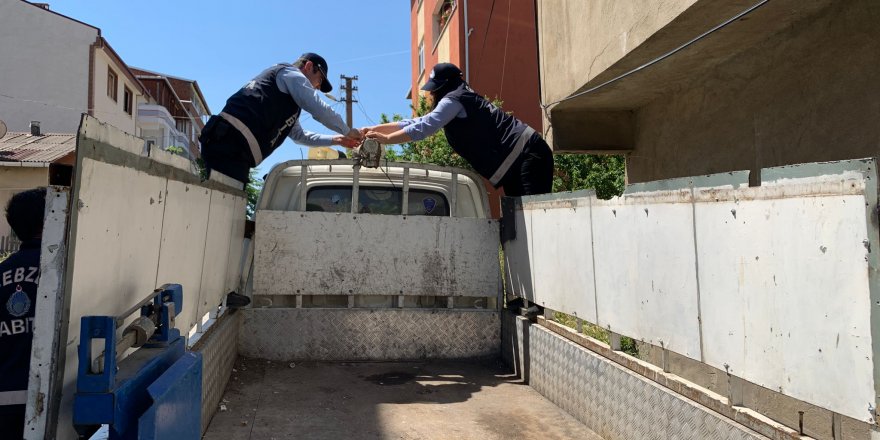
[200,53,362,183]
[363,63,553,196]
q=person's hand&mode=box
[358,127,372,137]
[365,130,391,144]
[346,128,364,141]
[332,135,360,149]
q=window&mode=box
[431,0,456,49]
[306,185,450,216]
[437,0,455,28]
[123,86,133,115]
[107,69,118,101]
[418,40,425,75]
[176,119,190,137]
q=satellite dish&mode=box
[0,120,6,139]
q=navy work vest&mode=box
[220,64,302,166]
[442,84,529,184]
[0,239,40,412]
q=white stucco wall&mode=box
[92,48,140,136]
[0,2,98,133]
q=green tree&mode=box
[552,154,625,199]
[165,145,186,156]
[380,97,625,199]
[246,168,263,219]
[380,97,472,170]
[168,145,261,218]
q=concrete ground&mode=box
[204,357,603,440]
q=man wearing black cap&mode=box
[200,53,362,184]
[363,63,553,196]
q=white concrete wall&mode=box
[0,2,97,133]
[504,160,879,423]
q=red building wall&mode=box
[409,0,540,128]
[409,0,541,217]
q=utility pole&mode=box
[339,75,358,128]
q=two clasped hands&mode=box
[333,125,405,150]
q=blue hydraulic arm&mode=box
[73,284,202,440]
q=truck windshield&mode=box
[306,185,450,216]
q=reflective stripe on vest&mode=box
[489,126,536,186]
[219,112,264,165]
[0,390,27,406]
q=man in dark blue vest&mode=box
[362,63,553,196]
[0,187,45,438]
[200,53,362,184]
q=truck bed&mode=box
[204,357,603,440]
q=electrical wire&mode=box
[0,92,139,119]
[540,0,771,113]
[335,49,409,65]
[380,156,398,190]
[353,90,378,126]
[498,0,512,98]
[475,0,499,81]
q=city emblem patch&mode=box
[423,197,436,214]
[7,285,30,318]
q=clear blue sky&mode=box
[49,0,413,178]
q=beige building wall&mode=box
[92,49,141,136]
[0,167,49,238]
[536,0,876,185]
[537,0,697,105]
[629,0,880,182]
[437,29,450,63]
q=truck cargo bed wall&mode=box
[503,159,880,425]
[253,211,499,297]
[245,210,502,361]
[26,115,247,440]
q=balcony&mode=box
[137,104,194,159]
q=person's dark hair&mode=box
[6,187,46,241]
[293,58,319,75]
[429,77,465,110]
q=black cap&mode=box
[421,63,462,92]
[298,52,333,93]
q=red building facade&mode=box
[409,0,542,216]
[409,0,541,129]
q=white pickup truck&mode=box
[19,115,880,440]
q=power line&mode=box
[540,0,770,111]
[498,0,513,98]
[0,92,134,119]
[335,50,409,64]
[475,0,499,82]
[353,90,377,126]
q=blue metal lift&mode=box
[73,284,202,440]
